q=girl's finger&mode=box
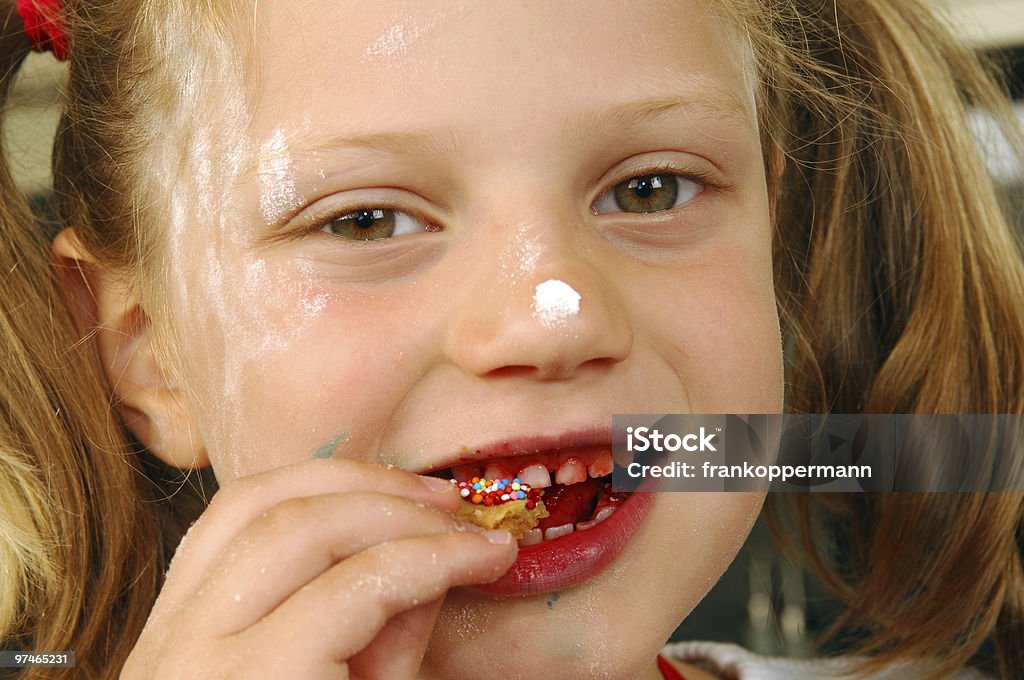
[347,600,444,679]
[179,491,477,636]
[243,530,516,665]
[157,459,458,613]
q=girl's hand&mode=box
[121,459,517,680]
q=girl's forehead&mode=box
[244,0,757,145]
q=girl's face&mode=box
[164,0,782,676]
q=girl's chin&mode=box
[423,601,665,680]
[428,523,677,680]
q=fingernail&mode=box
[421,475,454,493]
[484,529,513,545]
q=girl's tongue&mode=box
[536,476,602,529]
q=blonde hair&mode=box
[0,29,162,680]
[1,7,217,676]
[0,0,1021,677]
[725,0,1024,676]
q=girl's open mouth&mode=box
[428,446,655,596]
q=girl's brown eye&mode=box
[594,173,702,214]
[322,208,430,240]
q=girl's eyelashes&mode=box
[305,164,719,243]
[592,171,705,216]
[320,207,440,241]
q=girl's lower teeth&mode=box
[517,506,618,547]
[576,506,616,532]
[544,523,575,541]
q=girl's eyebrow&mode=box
[565,92,755,143]
[268,92,754,171]
[279,128,461,168]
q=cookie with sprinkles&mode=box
[452,477,549,539]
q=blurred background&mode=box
[5,0,1024,659]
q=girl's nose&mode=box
[443,230,634,381]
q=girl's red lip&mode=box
[420,426,616,475]
[471,486,655,596]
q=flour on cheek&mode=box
[167,123,334,480]
[157,52,255,477]
[206,253,332,478]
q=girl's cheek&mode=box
[630,242,781,411]
[171,253,352,478]
[186,255,441,480]
[689,289,783,411]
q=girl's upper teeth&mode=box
[517,463,552,488]
[587,451,613,478]
[555,457,587,485]
[451,463,481,482]
[483,461,512,482]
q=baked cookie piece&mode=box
[451,477,549,539]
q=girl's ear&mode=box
[51,228,210,470]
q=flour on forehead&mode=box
[363,10,442,63]
[365,21,421,60]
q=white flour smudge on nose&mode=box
[533,279,581,329]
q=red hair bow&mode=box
[16,0,68,61]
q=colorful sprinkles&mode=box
[450,477,544,509]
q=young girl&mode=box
[1,0,1022,678]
